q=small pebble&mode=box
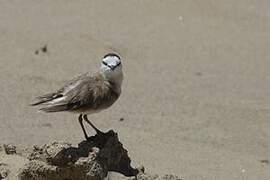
[34,44,48,55]
[0,169,9,178]
[119,118,124,122]
[3,144,16,155]
[41,45,47,53]
[41,123,52,128]
[195,72,202,76]
[260,159,270,164]
[178,16,183,21]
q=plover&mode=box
[31,53,123,140]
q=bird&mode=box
[31,53,123,140]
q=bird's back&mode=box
[31,73,120,114]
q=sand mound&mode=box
[0,130,181,180]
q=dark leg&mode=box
[78,114,88,140]
[83,115,104,135]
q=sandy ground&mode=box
[0,0,270,179]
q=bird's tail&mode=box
[31,92,71,112]
[39,104,68,112]
[30,93,63,106]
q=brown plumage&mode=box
[31,73,119,113]
[31,53,123,140]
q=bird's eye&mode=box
[102,61,108,66]
[116,62,121,67]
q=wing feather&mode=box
[31,73,119,113]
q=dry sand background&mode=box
[0,0,270,179]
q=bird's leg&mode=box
[83,114,104,135]
[78,114,89,140]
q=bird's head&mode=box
[100,53,123,84]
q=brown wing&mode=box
[30,72,89,106]
[35,74,119,112]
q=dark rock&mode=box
[19,130,139,180]
[3,144,16,155]
[41,45,47,53]
[0,163,9,179]
[1,130,181,180]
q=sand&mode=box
[0,0,270,179]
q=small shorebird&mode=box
[31,53,123,140]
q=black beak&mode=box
[110,65,116,70]
[102,61,121,71]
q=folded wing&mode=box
[31,73,118,113]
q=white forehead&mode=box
[102,56,121,65]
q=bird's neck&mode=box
[101,71,123,95]
[111,73,123,95]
